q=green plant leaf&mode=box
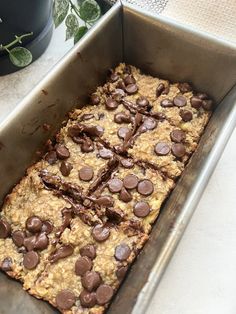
[77,0,85,5]
[65,14,79,40]
[9,47,32,68]
[79,0,101,23]
[74,26,88,44]
[53,0,69,28]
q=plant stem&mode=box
[0,32,33,51]
[69,0,81,18]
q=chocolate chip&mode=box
[156,83,165,97]
[173,95,187,107]
[136,96,149,107]
[96,284,114,305]
[123,65,132,74]
[23,236,36,251]
[163,85,170,94]
[88,125,105,137]
[98,147,113,159]
[80,244,96,260]
[81,139,95,153]
[55,144,70,159]
[68,125,80,138]
[81,114,94,121]
[23,251,39,270]
[75,137,94,153]
[118,127,130,139]
[180,109,193,122]
[154,142,170,156]
[1,257,12,272]
[92,224,110,242]
[106,207,124,223]
[119,187,132,203]
[12,230,25,247]
[108,178,123,193]
[124,75,136,85]
[79,166,94,182]
[197,93,209,100]
[94,195,114,207]
[0,220,11,238]
[116,266,128,280]
[90,94,100,106]
[137,179,154,196]
[122,129,133,146]
[120,158,134,169]
[81,271,102,292]
[160,99,173,107]
[34,233,49,251]
[123,174,139,190]
[75,256,93,276]
[110,72,119,83]
[41,221,53,235]
[24,233,47,252]
[60,161,73,176]
[171,143,186,158]
[40,171,61,189]
[56,290,76,310]
[143,117,157,130]
[170,129,186,143]
[134,201,150,217]
[125,84,138,95]
[106,97,119,110]
[111,89,126,101]
[152,112,166,121]
[44,151,57,165]
[178,82,192,93]
[117,80,126,90]
[26,216,42,233]
[49,244,74,263]
[202,99,213,111]
[114,243,131,261]
[190,96,202,109]
[116,265,128,280]
[114,112,131,124]
[79,290,97,308]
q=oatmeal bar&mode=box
[42,127,116,195]
[89,159,174,233]
[72,64,211,179]
[0,168,101,291]
[68,100,135,150]
[2,167,71,229]
[127,118,198,179]
[30,218,148,313]
[112,63,212,141]
[0,63,212,313]
[0,210,65,291]
[0,237,56,291]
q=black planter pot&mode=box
[0,0,53,75]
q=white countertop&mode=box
[0,21,236,314]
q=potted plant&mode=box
[0,0,53,75]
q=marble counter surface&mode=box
[0,20,236,314]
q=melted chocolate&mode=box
[49,244,74,263]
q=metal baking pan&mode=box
[1,1,236,313]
